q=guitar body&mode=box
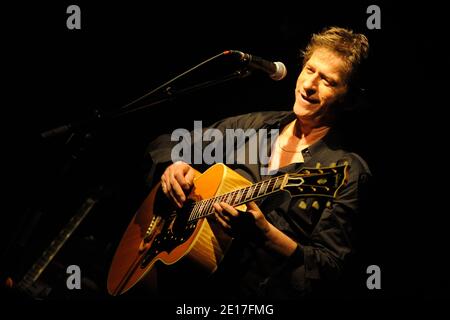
[107,163,251,296]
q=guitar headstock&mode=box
[282,164,348,198]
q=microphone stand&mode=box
[39,66,253,187]
[41,69,252,139]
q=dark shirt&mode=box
[146,111,371,299]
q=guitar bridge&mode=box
[144,215,162,242]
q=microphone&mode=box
[225,50,287,81]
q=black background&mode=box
[2,0,447,310]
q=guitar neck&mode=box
[187,164,347,222]
[188,175,286,222]
[17,197,97,291]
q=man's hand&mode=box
[213,201,297,256]
[213,201,270,238]
[161,161,195,208]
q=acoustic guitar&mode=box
[107,163,348,296]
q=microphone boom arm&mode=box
[40,68,252,139]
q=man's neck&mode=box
[293,119,329,142]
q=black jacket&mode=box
[146,111,371,299]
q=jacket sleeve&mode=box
[143,112,271,185]
[280,154,371,295]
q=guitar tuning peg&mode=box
[315,162,321,168]
[298,200,307,210]
[326,201,332,208]
[312,201,320,210]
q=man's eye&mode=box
[323,79,336,87]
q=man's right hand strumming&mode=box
[160,161,195,208]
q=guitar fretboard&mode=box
[188,175,286,222]
[17,197,97,292]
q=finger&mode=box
[214,211,231,230]
[172,161,193,190]
[167,167,187,202]
[184,167,195,189]
[161,171,172,195]
[170,177,186,204]
[163,172,182,207]
[213,203,230,222]
[174,170,192,191]
[162,167,183,208]
[161,180,167,194]
[220,202,239,217]
[214,203,230,221]
[213,203,222,214]
[220,211,231,222]
[164,181,181,207]
[246,201,260,212]
[161,176,171,196]
[246,201,264,220]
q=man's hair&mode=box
[302,26,369,88]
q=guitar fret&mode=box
[221,194,228,203]
[40,252,51,262]
[189,204,195,221]
[190,203,198,220]
[269,179,276,192]
[245,185,254,201]
[238,187,251,205]
[200,201,207,217]
[271,177,279,192]
[20,277,32,286]
[199,200,207,218]
[189,176,287,221]
[239,188,246,202]
[229,191,237,206]
[250,184,258,198]
[257,182,266,197]
[260,181,269,195]
[208,198,216,216]
[192,203,199,220]
[203,199,213,218]
[232,190,239,205]
[265,180,273,193]
[214,194,223,206]
[235,189,243,205]
[252,184,260,198]
[197,201,204,219]
[241,188,248,202]
[236,189,244,204]
[225,193,232,204]
[274,176,283,191]
[231,192,237,204]
[188,203,197,221]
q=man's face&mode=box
[293,47,349,125]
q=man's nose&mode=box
[303,75,318,95]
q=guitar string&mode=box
[188,176,283,221]
[187,167,342,221]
